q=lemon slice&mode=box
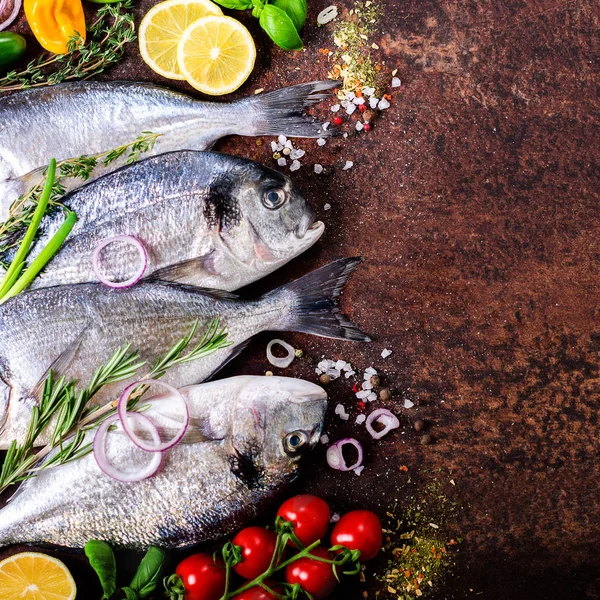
[177,15,256,95]
[0,552,77,600]
[139,0,223,80]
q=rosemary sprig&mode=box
[0,319,231,494]
[0,2,135,93]
[0,131,161,261]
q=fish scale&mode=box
[0,376,328,549]
[0,258,370,449]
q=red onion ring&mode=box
[93,414,162,482]
[0,0,21,31]
[92,235,147,288]
[118,379,189,452]
[266,339,295,368]
[326,438,363,471]
[365,408,399,440]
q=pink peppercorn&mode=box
[358,104,367,112]
[363,123,371,132]
[332,116,343,125]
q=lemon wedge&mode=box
[139,0,223,80]
[0,552,77,600]
[177,15,256,95]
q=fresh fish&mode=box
[0,151,324,291]
[0,80,336,220]
[0,258,369,448]
[0,376,327,549]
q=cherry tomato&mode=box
[277,495,330,547]
[330,510,382,561]
[175,553,226,600]
[232,526,278,580]
[232,580,282,600]
[285,546,337,600]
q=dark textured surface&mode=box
[2,0,600,598]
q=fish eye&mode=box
[263,188,286,210]
[284,430,308,454]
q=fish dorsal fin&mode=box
[146,252,219,284]
[203,339,251,381]
[150,280,240,301]
[30,327,88,402]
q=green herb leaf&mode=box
[259,4,303,50]
[129,547,168,598]
[211,0,253,9]
[272,0,306,30]
[84,540,117,600]
[121,587,139,600]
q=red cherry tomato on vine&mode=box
[175,553,226,600]
[285,546,337,600]
[330,510,382,561]
[232,526,278,580]
[277,494,330,547]
[232,580,282,600]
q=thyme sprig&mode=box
[0,1,136,92]
[0,319,231,495]
[0,131,161,260]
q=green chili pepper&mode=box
[0,32,27,70]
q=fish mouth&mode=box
[295,220,325,246]
[294,207,319,239]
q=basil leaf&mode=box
[84,540,117,600]
[272,0,306,30]
[129,547,168,598]
[259,5,303,50]
[211,0,253,9]
[121,587,138,600]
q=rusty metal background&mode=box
[2,0,600,597]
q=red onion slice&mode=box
[0,0,21,31]
[93,414,162,482]
[266,339,295,368]
[92,235,147,288]
[365,408,399,440]
[326,438,363,471]
[118,379,189,452]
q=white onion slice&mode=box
[93,414,162,482]
[0,0,21,31]
[266,339,295,368]
[365,409,399,440]
[92,235,147,288]
[326,438,363,471]
[118,379,188,452]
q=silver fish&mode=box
[0,151,324,291]
[0,376,327,549]
[0,80,336,220]
[0,258,369,448]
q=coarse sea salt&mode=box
[290,149,305,160]
[314,163,324,174]
[345,91,355,100]
[278,135,287,145]
[277,158,287,167]
[330,513,341,523]
[355,390,370,399]
[342,160,353,170]
[335,360,347,370]
[362,380,372,390]
[345,103,357,115]
[369,97,379,109]
[364,367,377,376]
[362,87,375,96]
[381,348,392,358]
[392,77,401,88]
[330,104,341,112]
[290,160,301,172]
[345,370,355,378]
[324,203,331,211]
[271,141,279,152]
[354,466,365,475]
[353,96,366,105]
[320,434,330,444]
[404,399,415,409]
[285,140,294,149]
[323,121,330,130]
[367,391,377,402]
[356,414,366,425]
[378,98,391,110]
[317,138,327,146]
[355,121,364,131]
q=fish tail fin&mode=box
[266,257,371,342]
[239,81,338,139]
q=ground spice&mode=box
[374,481,461,599]
[328,1,385,97]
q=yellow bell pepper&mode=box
[24,0,87,55]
